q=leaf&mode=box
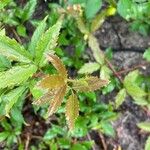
[46,85,67,118]
[72,76,109,92]
[0,64,37,89]
[32,90,55,105]
[3,86,26,117]
[115,89,126,109]
[38,74,65,90]
[88,34,104,65]
[0,35,32,63]
[85,0,102,19]
[145,136,150,150]
[66,92,79,130]
[143,48,150,62]
[124,71,146,98]
[21,0,37,22]
[46,53,67,78]
[100,65,111,80]
[28,16,47,56]
[0,55,11,71]
[78,62,100,74]
[0,0,10,10]
[35,16,63,67]
[137,122,150,132]
[117,0,133,20]
[0,132,10,142]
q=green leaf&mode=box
[88,34,104,65]
[124,70,146,98]
[145,136,150,150]
[85,0,102,19]
[0,0,10,10]
[0,132,10,142]
[2,86,26,116]
[100,65,111,80]
[58,138,71,149]
[143,48,150,62]
[137,122,150,132]
[78,62,100,74]
[16,25,27,37]
[0,35,32,63]
[117,0,133,20]
[0,64,37,89]
[71,143,87,150]
[115,88,126,109]
[35,17,63,67]
[0,55,11,71]
[28,16,47,56]
[21,0,37,22]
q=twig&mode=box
[105,58,123,83]
[98,132,107,150]
[87,133,96,150]
[116,63,149,75]
[12,28,22,44]
[31,135,43,140]
[25,133,30,150]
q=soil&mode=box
[2,1,150,149]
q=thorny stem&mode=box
[105,58,123,83]
[116,62,149,75]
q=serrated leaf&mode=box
[85,0,102,19]
[0,132,10,142]
[38,74,65,90]
[35,17,63,67]
[145,136,150,150]
[0,35,32,63]
[21,0,37,23]
[46,85,67,118]
[143,48,150,62]
[33,90,55,105]
[2,86,26,117]
[66,92,79,130]
[88,34,104,65]
[115,88,126,109]
[124,70,146,98]
[0,55,11,71]
[78,62,100,74]
[0,64,37,89]
[28,16,47,56]
[72,76,109,92]
[137,122,150,132]
[100,65,111,80]
[46,53,67,78]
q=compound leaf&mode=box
[0,35,32,63]
[65,92,79,130]
[0,64,37,89]
[78,62,100,74]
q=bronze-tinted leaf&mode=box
[65,92,79,130]
[72,76,109,92]
[46,85,67,117]
[32,89,55,105]
[38,74,65,90]
[46,53,67,78]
